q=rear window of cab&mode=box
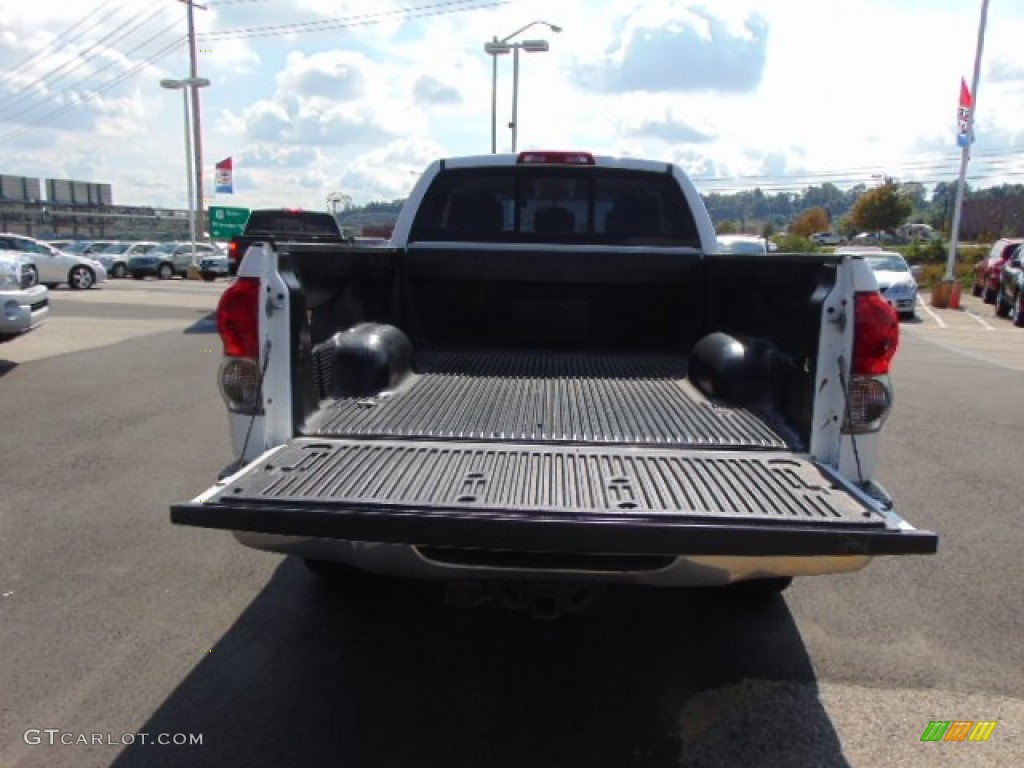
[409,167,700,247]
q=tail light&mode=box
[852,291,898,375]
[517,151,595,165]
[844,291,898,433]
[216,277,261,413]
[227,240,240,273]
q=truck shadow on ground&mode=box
[112,559,849,768]
[182,311,217,334]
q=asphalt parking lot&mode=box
[3,277,1023,767]
[909,289,1024,371]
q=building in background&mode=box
[0,172,192,241]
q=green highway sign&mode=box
[209,206,250,240]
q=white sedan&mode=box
[839,248,918,319]
[0,233,107,290]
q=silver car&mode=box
[95,241,159,279]
[197,248,229,281]
[0,233,107,290]
[0,249,49,340]
[129,241,221,280]
[841,249,918,320]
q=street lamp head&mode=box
[520,40,550,53]
[160,77,212,90]
[484,41,512,55]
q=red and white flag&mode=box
[215,157,234,194]
[956,79,972,148]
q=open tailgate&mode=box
[171,439,937,557]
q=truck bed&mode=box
[304,348,788,449]
[174,347,935,557]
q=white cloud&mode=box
[0,0,1021,210]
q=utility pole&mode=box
[180,0,207,240]
[945,0,989,284]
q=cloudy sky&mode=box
[0,0,1022,211]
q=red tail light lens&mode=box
[852,291,899,375]
[517,151,595,165]
[217,277,260,358]
[227,240,239,268]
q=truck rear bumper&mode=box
[171,439,937,560]
[229,532,874,586]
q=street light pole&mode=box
[510,44,520,153]
[945,0,989,283]
[485,20,560,153]
[490,38,499,154]
[160,77,210,269]
[509,40,549,152]
[180,88,195,255]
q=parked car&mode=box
[197,249,230,281]
[810,231,845,246]
[840,248,918,319]
[60,240,117,258]
[0,233,107,289]
[850,231,898,247]
[994,243,1024,326]
[898,223,939,241]
[972,238,1023,304]
[128,241,221,279]
[716,234,770,254]
[95,241,159,278]
[0,249,49,341]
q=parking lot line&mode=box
[964,308,995,331]
[916,296,946,328]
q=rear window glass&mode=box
[409,167,700,246]
[245,211,339,235]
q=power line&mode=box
[200,0,514,40]
[0,37,186,146]
[693,151,1024,193]
[0,0,129,83]
[0,6,175,122]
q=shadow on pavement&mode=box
[183,312,217,334]
[112,559,849,768]
[0,359,17,378]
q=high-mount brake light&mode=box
[217,277,260,359]
[517,151,595,166]
[852,291,899,375]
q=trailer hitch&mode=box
[445,579,606,620]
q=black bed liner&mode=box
[173,350,937,556]
[172,438,936,556]
[304,349,788,449]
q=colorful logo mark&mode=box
[920,720,997,742]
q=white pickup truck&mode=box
[172,151,936,612]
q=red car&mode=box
[972,238,1024,304]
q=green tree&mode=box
[716,220,739,234]
[849,180,913,233]
[790,206,830,237]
